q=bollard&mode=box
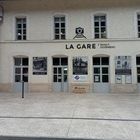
[22,81,24,98]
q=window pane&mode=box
[55,29,59,34]
[23,24,26,28]
[94,68,100,74]
[102,57,109,65]
[61,17,65,21]
[101,27,106,33]
[17,35,22,40]
[61,29,65,34]
[137,57,140,65]
[94,75,100,82]
[53,58,60,65]
[15,68,21,74]
[102,75,109,82]
[101,22,106,26]
[53,68,57,74]
[61,23,65,27]
[93,57,100,65]
[95,34,99,38]
[102,67,108,74]
[55,35,59,39]
[22,58,28,66]
[95,28,99,33]
[58,68,62,74]
[23,68,28,74]
[137,67,140,74]
[15,75,21,82]
[55,23,59,28]
[61,58,68,65]
[15,58,21,66]
[138,75,140,83]
[101,33,106,38]
[23,75,28,82]
[64,75,67,82]
[53,75,57,82]
[95,22,99,26]
[23,35,26,40]
[61,35,65,39]
[54,17,60,22]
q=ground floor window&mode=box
[14,57,29,82]
[93,57,109,83]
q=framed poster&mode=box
[33,57,47,75]
[73,56,88,75]
[115,56,131,75]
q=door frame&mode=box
[92,55,110,93]
[52,56,68,92]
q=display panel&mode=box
[33,57,47,75]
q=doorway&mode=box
[93,56,110,93]
[53,57,68,92]
[13,57,29,93]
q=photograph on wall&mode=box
[33,57,47,75]
[115,56,131,75]
[73,56,88,75]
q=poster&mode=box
[73,56,88,75]
[33,57,47,75]
[115,56,131,75]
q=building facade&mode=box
[0,0,140,93]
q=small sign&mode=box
[73,75,88,81]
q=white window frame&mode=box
[53,15,66,40]
[94,14,107,39]
[15,17,27,40]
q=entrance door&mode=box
[14,57,29,93]
[93,57,109,93]
[136,56,140,92]
[53,57,68,92]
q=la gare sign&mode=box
[65,43,115,49]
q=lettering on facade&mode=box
[65,43,115,50]
[99,43,115,48]
[66,44,96,49]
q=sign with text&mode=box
[65,43,115,50]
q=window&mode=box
[93,57,109,83]
[137,14,140,38]
[54,16,66,40]
[16,18,27,40]
[94,15,107,39]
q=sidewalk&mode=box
[0,92,140,140]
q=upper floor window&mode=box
[94,15,107,39]
[137,14,140,38]
[54,16,66,40]
[16,17,27,40]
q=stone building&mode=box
[0,0,140,93]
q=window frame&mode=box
[15,17,27,41]
[53,15,66,40]
[137,14,140,38]
[94,14,107,39]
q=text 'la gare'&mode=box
[65,44,96,49]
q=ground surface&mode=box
[0,92,140,140]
